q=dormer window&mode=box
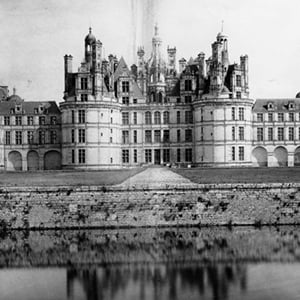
[39,106,44,113]
[15,105,21,113]
[122,81,130,93]
[288,102,295,110]
[34,108,38,114]
[267,102,274,110]
[10,108,15,114]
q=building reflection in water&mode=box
[66,264,247,300]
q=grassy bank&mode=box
[172,167,300,184]
[0,168,143,187]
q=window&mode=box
[27,116,34,125]
[238,127,244,140]
[278,112,284,122]
[289,112,294,122]
[39,116,45,125]
[71,150,75,164]
[184,79,192,91]
[81,78,88,89]
[5,131,10,145]
[122,130,129,144]
[163,111,169,124]
[110,137,113,143]
[4,116,10,126]
[232,146,236,161]
[122,97,129,105]
[176,97,181,103]
[71,110,75,124]
[163,130,170,142]
[177,111,180,123]
[133,149,137,163]
[177,149,181,162]
[133,130,137,143]
[238,146,244,160]
[177,129,181,142]
[185,129,192,142]
[268,128,273,141]
[122,112,129,125]
[80,94,87,102]
[236,91,241,99]
[232,107,236,120]
[133,99,137,104]
[268,113,273,122]
[185,111,193,124]
[154,130,161,143]
[257,128,264,141]
[145,130,152,143]
[71,129,75,143]
[122,81,130,93]
[145,149,152,163]
[257,113,263,122]
[15,116,22,126]
[145,111,151,125]
[232,127,235,140]
[185,149,192,162]
[289,127,294,141]
[78,129,85,143]
[163,149,170,163]
[185,96,192,103]
[39,130,45,144]
[122,149,129,163]
[27,131,34,144]
[238,108,244,121]
[15,131,22,145]
[78,110,86,123]
[78,149,86,164]
[278,127,284,141]
[133,112,137,124]
[236,75,241,87]
[50,131,57,144]
[154,111,161,124]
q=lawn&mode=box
[172,167,300,184]
[0,168,143,187]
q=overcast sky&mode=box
[0,0,300,102]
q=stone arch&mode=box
[274,146,288,167]
[251,147,268,167]
[27,150,39,171]
[294,147,300,166]
[7,151,22,171]
[44,151,61,170]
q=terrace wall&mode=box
[1,183,300,229]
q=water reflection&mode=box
[66,264,247,300]
[0,226,300,299]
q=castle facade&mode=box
[1,26,300,171]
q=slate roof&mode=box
[0,99,60,115]
[253,99,300,112]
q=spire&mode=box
[221,20,224,33]
[89,27,92,34]
[154,23,159,36]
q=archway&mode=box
[44,151,61,170]
[294,147,300,166]
[251,147,268,167]
[27,150,39,171]
[274,147,288,167]
[7,151,22,171]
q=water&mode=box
[0,226,300,300]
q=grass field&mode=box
[172,167,300,184]
[0,168,143,187]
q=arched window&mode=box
[158,92,163,103]
[151,92,156,103]
[154,111,161,124]
[163,111,169,124]
[145,111,152,125]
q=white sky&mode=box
[0,0,300,102]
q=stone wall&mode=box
[1,183,300,229]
